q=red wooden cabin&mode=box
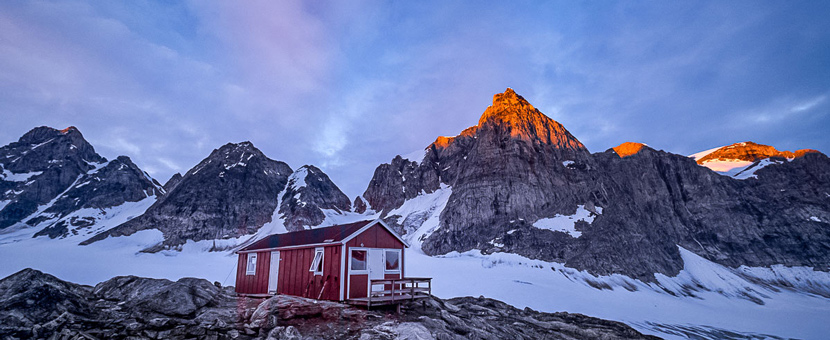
[235,219,409,302]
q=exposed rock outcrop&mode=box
[0,127,163,236]
[278,165,352,231]
[0,269,661,340]
[0,126,106,229]
[82,143,355,249]
[83,142,293,249]
[363,89,830,281]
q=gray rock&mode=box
[82,142,292,248]
[0,127,107,229]
[0,270,658,340]
[93,276,221,317]
[83,143,355,249]
[0,126,164,242]
[362,88,830,281]
[278,165,352,231]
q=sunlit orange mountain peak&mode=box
[430,88,586,153]
[613,142,648,158]
[696,141,820,164]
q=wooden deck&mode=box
[347,277,432,309]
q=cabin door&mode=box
[367,249,385,294]
[268,251,280,294]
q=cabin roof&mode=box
[240,220,374,252]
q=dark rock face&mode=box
[0,269,240,340]
[83,143,354,249]
[353,196,367,214]
[278,165,351,231]
[0,268,94,333]
[0,126,104,229]
[83,142,293,249]
[0,127,162,235]
[163,172,183,192]
[363,89,830,281]
[93,276,223,318]
[0,269,660,340]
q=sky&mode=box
[1,1,829,198]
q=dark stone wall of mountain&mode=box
[363,89,830,281]
[83,142,293,249]
[278,165,352,231]
[0,127,104,229]
[163,172,183,192]
[32,156,165,239]
[1,127,162,237]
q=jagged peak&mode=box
[209,141,267,162]
[287,165,328,189]
[478,88,539,124]
[18,126,67,145]
[60,126,79,134]
[612,142,649,158]
[430,88,586,153]
[696,141,821,164]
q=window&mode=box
[385,250,400,272]
[350,250,367,271]
[309,248,324,275]
[246,253,257,275]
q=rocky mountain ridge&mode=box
[363,89,830,281]
[695,141,819,164]
[0,126,164,239]
[81,141,356,251]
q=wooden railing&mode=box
[366,277,432,308]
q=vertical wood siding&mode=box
[235,251,271,295]
[274,245,341,301]
[237,222,403,301]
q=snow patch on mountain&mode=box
[689,146,725,161]
[698,157,790,180]
[0,196,157,243]
[732,158,788,179]
[387,184,452,248]
[287,166,309,190]
[1,169,43,182]
[318,208,378,228]
[532,205,601,237]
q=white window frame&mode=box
[384,249,402,274]
[309,247,324,276]
[349,248,369,274]
[246,253,257,275]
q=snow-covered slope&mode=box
[691,141,818,180]
[392,189,830,340]
[3,157,829,340]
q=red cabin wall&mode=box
[275,245,341,301]
[344,224,405,299]
[235,251,271,295]
[236,222,404,301]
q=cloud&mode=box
[1,1,829,197]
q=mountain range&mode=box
[2,89,828,282]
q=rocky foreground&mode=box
[0,269,660,340]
